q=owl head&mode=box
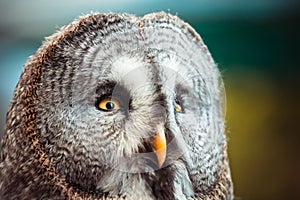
[0,12,233,199]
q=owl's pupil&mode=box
[106,102,114,110]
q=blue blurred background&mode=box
[1,0,299,199]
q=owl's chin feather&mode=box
[93,160,192,199]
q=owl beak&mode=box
[152,127,167,169]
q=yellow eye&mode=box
[175,102,183,113]
[98,98,120,111]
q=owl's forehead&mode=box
[109,51,191,92]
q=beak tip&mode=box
[156,149,167,169]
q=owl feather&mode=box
[0,12,233,199]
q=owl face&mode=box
[33,13,228,197]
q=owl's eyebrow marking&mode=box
[175,84,192,98]
[95,80,117,96]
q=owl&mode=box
[0,12,233,199]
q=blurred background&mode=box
[0,0,299,199]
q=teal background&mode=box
[1,1,299,199]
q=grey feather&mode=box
[0,12,233,199]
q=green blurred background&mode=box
[0,0,299,199]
